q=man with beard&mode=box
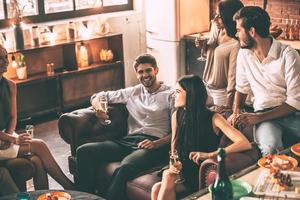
[228,6,300,156]
[76,54,173,199]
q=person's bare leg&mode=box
[19,139,73,189]
[157,170,177,200]
[151,182,161,200]
[29,155,49,190]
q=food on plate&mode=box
[269,169,294,192]
[258,154,297,170]
[46,193,59,200]
[38,192,71,200]
[271,156,293,170]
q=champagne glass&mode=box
[195,33,207,62]
[24,125,34,156]
[169,150,185,184]
[98,96,111,125]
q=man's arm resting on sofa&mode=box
[137,134,171,149]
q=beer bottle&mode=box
[211,148,233,200]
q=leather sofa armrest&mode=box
[198,148,260,189]
[58,104,128,156]
[198,158,218,189]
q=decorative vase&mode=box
[14,24,24,50]
[16,66,27,80]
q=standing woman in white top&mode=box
[198,0,244,109]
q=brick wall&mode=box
[211,0,300,39]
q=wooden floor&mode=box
[24,117,73,191]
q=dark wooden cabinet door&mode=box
[17,77,60,120]
[60,62,124,110]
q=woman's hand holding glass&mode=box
[169,150,185,184]
[15,133,31,145]
[195,33,207,62]
[24,125,34,155]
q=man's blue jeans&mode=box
[254,111,300,156]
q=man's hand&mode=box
[189,152,212,165]
[227,113,240,126]
[95,109,109,121]
[210,105,231,113]
[137,139,158,149]
[270,25,283,38]
[236,113,261,127]
[16,133,31,145]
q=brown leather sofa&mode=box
[58,104,261,200]
[0,158,35,192]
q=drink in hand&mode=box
[98,96,111,125]
[24,125,34,156]
[169,150,185,184]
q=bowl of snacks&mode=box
[37,191,71,200]
[257,154,298,170]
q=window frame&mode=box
[0,0,133,28]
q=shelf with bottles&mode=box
[5,33,123,84]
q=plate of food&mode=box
[291,143,300,157]
[253,169,300,198]
[37,191,71,200]
[257,154,298,170]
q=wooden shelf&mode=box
[13,33,124,121]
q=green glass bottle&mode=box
[211,148,233,200]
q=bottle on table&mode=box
[210,148,233,200]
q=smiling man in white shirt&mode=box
[76,54,173,200]
[229,6,300,156]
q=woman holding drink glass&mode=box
[0,45,73,190]
[151,75,251,200]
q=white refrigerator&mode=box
[145,0,210,86]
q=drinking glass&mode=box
[98,96,111,125]
[169,150,185,184]
[195,33,207,62]
[24,125,34,156]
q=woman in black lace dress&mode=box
[151,75,251,200]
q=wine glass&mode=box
[169,150,185,184]
[195,33,207,62]
[24,125,34,156]
[98,96,111,125]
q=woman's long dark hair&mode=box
[174,75,212,158]
[218,0,244,38]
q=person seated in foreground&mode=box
[0,44,74,190]
[151,75,251,200]
[76,54,173,199]
[0,167,19,196]
[228,6,300,156]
